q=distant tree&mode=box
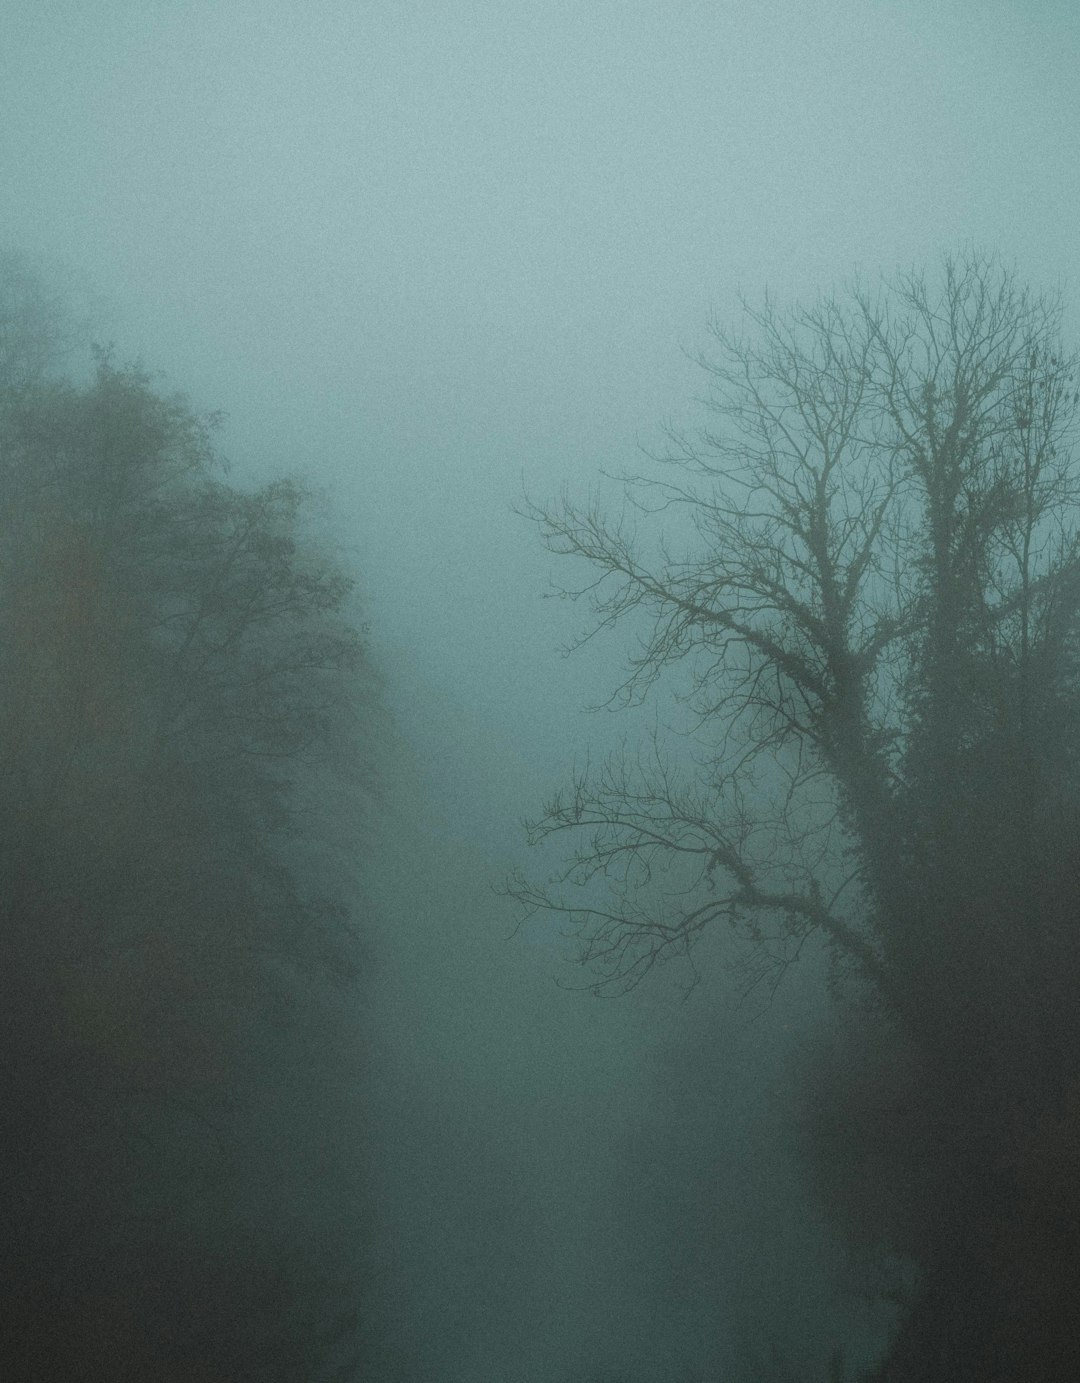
[0,262,382,1379]
[513,252,1080,1379]
[0,248,87,391]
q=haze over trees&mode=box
[516,252,1080,1380]
[0,256,380,1380]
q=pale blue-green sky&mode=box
[4,1,1078,799]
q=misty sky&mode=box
[5,1,1079,832]
[4,4,1080,1379]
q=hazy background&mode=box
[3,2,1079,1378]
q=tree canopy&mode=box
[0,257,381,1380]
[516,252,1080,1379]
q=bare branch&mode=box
[513,252,1080,1015]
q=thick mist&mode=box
[3,3,1080,1380]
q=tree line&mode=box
[0,255,383,1380]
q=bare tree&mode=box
[512,251,1080,1379]
[513,252,1080,1002]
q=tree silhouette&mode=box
[0,263,381,1380]
[514,252,1080,1379]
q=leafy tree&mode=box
[0,261,381,1379]
[513,252,1080,1379]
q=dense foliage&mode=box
[518,253,1080,1379]
[0,259,379,1380]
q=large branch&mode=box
[507,741,892,999]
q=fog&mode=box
[3,2,1079,1379]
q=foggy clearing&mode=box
[2,3,1079,1380]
